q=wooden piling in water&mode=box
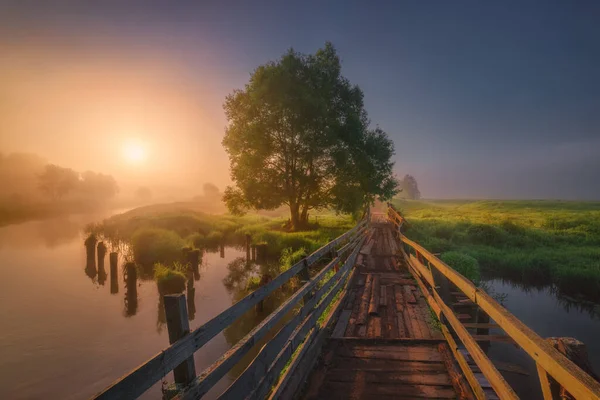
[109,252,118,294]
[538,337,600,400]
[251,244,256,261]
[85,235,97,266]
[164,294,196,385]
[245,234,251,260]
[124,262,138,316]
[97,242,107,285]
[220,243,225,258]
[97,242,107,267]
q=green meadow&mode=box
[392,199,600,302]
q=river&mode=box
[0,214,599,399]
[0,212,285,400]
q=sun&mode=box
[122,140,146,164]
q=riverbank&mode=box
[393,199,600,302]
[88,202,355,269]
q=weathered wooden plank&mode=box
[325,369,452,386]
[329,356,448,372]
[403,285,417,304]
[438,343,475,400]
[332,310,352,338]
[335,345,443,363]
[402,235,600,400]
[318,381,457,399]
[394,285,405,312]
[380,285,387,308]
[368,275,380,316]
[397,312,407,338]
[405,304,425,339]
[356,274,374,325]
[414,300,433,340]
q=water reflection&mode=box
[187,271,196,321]
[482,274,600,320]
[221,256,296,378]
[124,263,138,317]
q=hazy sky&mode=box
[1,1,599,199]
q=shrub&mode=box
[131,228,185,266]
[441,251,480,284]
[204,231,224,248]
[154,262,187,294]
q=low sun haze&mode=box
[1,1,599,200]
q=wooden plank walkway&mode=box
[301,223,473,400]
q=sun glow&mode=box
[122,140,147,164]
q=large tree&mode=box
[222,43,398,230]
[401,174,421,200]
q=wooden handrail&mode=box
[93,218,368,400]
[388,205,600,400]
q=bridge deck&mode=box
[301,223,473,399]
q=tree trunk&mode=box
[300,206,309,227]
[290,203,301,231]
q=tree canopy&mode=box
[38,164,79,200]
[222,42,398,229]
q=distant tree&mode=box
[80,171,118,200]
[401,174,421,200]
[38,164,79,200]
[222,43,398,230]
[203,182,220,199]
[135,186,152,202]
[0,152,47,198]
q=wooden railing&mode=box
[93,218,368,400]
[387,204,600,400]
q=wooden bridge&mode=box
[93,205,600,400]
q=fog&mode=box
[2,1,599,216]
[1,37,232,205]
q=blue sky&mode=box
[2,1,599,199]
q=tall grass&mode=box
[393,199,600,301]
[154,262,187,294]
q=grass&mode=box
[90,204,354,256]
[393,199,600,302]
[154,262,187,294]
[88,203,355,285]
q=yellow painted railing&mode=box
[387,204,600,400]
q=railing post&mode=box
[164,294,196,386]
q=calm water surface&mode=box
[0,213,275,400]
[479,278,600,399]
[1,215,599,399]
